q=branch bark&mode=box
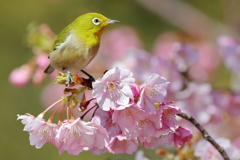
[177,112,230,160]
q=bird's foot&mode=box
[80,77,94,89]
[66,73,74,87]
[81,70,95,82]
[62,69,74,87]
[80,70,95,89]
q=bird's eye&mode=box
[92,18,101,25]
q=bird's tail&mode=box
[44,65,55,74]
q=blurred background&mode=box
[1,0,240,160]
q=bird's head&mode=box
[73,13,119,38]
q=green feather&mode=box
[53,26,71,50]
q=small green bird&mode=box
[44,13,119,86]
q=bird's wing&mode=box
[52,26,72,51]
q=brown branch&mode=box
[177,112,230,160]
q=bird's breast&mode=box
[49,34,100,73]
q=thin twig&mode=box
[91,104,99,120]
[80,104,97,120]
[177,112,230,160]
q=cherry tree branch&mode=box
[177,112,230,160]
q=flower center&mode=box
[38,124,54,140]
[70,124,82,138]
[118,139,130,148]
[107,82,116,92]
[145,87,158,100]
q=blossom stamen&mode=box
[70,124,82,139]
[107,81,116,92]
[38,124,54,140]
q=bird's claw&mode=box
[65,70,74,87]
[80,77,93,90]
[88,75,95,83]
[81,70,95,82]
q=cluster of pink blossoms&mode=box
[18,67,192,155]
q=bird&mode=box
[44,13,119,86]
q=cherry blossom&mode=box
[18,116,58,148]
[89,116,109,151]
[56,118,96,155]
[17,67,192,156]
[173,126,193,147]
[94,108,122,138]
[138,73,169,114]
[112,104,145,138]
[108,135,138,154]
[92,67,135,111]
[17,114,35,125]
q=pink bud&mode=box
[174,126,192,147]
[9,64,32,87]
[131,83,140,99]
[36,53,49,68]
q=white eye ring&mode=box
[92,18,101,25]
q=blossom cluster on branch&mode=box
[13,24,240,159]
[18,67,192,155]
